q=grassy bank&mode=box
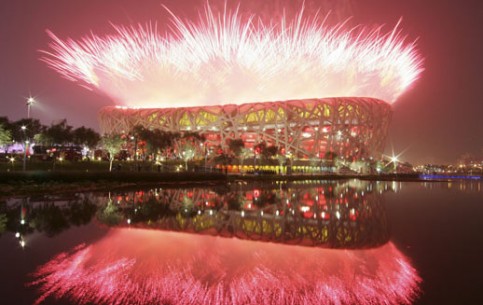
[0,171,228,198]
[2,166,475,199]
[0,170,421,196]
[0,170,228,184]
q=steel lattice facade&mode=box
[98,97,392,160]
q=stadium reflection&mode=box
[98,180,392,249]
[32,180,421,305]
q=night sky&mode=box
[1,0,482,165]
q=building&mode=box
[99,97,391,161]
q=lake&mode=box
[0,179,481,305]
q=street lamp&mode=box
[201,143,208,170]
[390,155,399,173]
[286,151,293,175]
[130,135,138,161]
[26,97,35,119]
[23,140,30,171]
[21,126,28,171]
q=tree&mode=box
[228,139,245,159]
[33,133,52,147]
[276,153,287,169]
[253,141,278,162]
[10,118,44,143]
[0,117,13,146]
[101,134,124,171]
[323,151,338,169]
[0,117,9,127]
[0,124,12,146]
[43,119,73,146]
[28,204,70,237]
[174,131,206,169]
[130,125,181,162]
[97,197,123,226]
[72,126,100,149]
[263,145,279,159]
[180,143,195,170]
[239,148,253,167]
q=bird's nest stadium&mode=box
[98,97,391,161]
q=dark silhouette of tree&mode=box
[151,129,181,158]
[253,141,278,161]
[0,117,9,126]
[42,119,74,146]
[264,145,279,159]
[72,126,100,149]
[253,142,266,156]
[323,151,338,168]
[68,200,98,226]
[9,118,44,142]
[29,204,70,237]
[228,138,244,157]
[181,131,206,143]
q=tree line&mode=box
[0,116,289,172]
[0,117,100,149]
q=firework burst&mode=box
[42,2,423,108]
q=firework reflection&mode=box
[32,228,420,305]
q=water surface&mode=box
[0,179,481,304]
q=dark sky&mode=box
[1,0,482,165]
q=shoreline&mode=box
[0,171,480,198]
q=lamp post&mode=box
[21,126,28,171]
[23,140,30,172]
[201,143,207,170]
[130,135,138,161]
[286,151,293,175]
[26,97,35,119]
[390,155,399,173]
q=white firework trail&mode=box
[41,2,423,108]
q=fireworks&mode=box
[42,2,423,108]
[31,228,421,305]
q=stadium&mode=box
[98,97,391,161]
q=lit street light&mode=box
[23,140,30,171]
[26,97,35,119]
[21,126,28,171]
[390,155,399,173]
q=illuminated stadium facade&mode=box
[99,97,391,160]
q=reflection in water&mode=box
[2,195,98,248]
[27,180,420,304]
[99,180,391,248]
[32,228,420,305]
[422,179,481,192]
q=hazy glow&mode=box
[42,3,423,108]
[31,228,421,305]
